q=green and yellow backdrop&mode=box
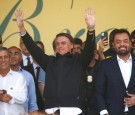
[0,0,135,54]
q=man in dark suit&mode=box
[96,29,135,115]
[19,38,33,67]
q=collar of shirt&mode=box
[33,63,40,69]
[22,54,33,66]
[19,67,23,72]
[0,69,14,78]
[117,54,132,62]
[56,52,73,58]
[32,62,40,76]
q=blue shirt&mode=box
[38,68,45,84]
[19,68,38,112]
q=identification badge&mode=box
[87,75,93,83]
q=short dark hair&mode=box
[109,29,119,48]
[112,29,130,42]
[131,30,135,39]
[8,46,22,54]
[0,47,8,51]
[132,41,135,47]
[73,38,82,46]
[55,33,74,44]
[0,47,9,57]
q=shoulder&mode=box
[10,70,26,81]
[11,70,24,77]
[23,64,33,69]
[21,69,33,77]
[20,69,34,81]
[100,56,115,66]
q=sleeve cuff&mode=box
[100,109,108,115]
[20,31,27,36]
[9,97,15,104]
[7,91,14,104]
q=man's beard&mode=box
[115,47,131,56]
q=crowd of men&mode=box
[0,8,135,115]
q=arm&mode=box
[38,83,44,97]
[27,73,38,112]
[81,8,96,68]
[38,68,45,97]
[15,9,50,70]
[8,74,27,104]
[95,61,109,115]
[98,38,108,61]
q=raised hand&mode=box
[85,8,95,28]
[99,38,109,52]
[15,9,26,34]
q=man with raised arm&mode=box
[15,8,95,115]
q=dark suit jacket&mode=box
[23,64,44,110]
[96,54,135,115]
[21,31,95,109]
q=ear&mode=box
[129,40,132,47]
[112,42,115,48]
[19,55,22,62]
[71,43,73,49]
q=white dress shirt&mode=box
[117,55,132,112]
[0,69,27,115]
[22,54,33,66]
[100,55,132,115]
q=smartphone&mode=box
[101,32,108,40]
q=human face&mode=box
[113,33,131,56]
[72,44,82,54]
[55,36,73,55]
[0,50,10,71]
[8,47,22,66]
[20,38,30,56]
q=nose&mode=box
[1,57,6,62]
[9,53,15,58]
[57,43,63,48]
[120,41,125,46]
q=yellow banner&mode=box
[0,0,135,54]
